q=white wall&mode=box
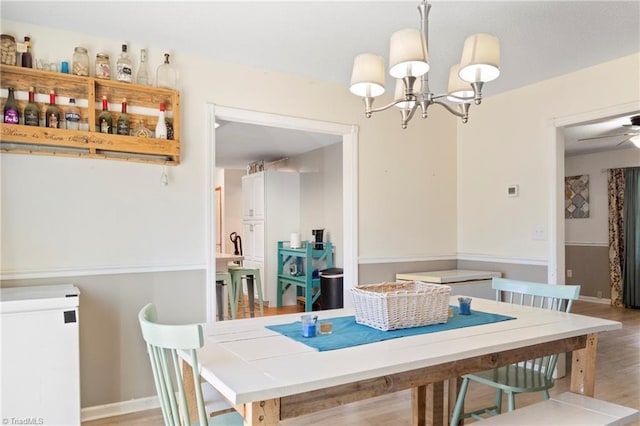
[565,147,640,245]
[457,53,640,264]
[1,19,458,279]
[291,143,344,267]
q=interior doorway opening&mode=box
[204,105,359,322]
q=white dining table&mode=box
[180,296,621,426]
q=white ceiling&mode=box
[3,1,639,164]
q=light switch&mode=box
[533,224,546,240]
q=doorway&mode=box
[550,102,640,287]
[204,104,359,322]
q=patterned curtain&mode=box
[623,167,640,308]
[608,169,625,307]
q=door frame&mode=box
[548,101,640,285]
[204,104,359,321]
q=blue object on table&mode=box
[301,314,317,337]
[266,307,515,351]
[459,297,472,315]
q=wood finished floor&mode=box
[84,300,640,425]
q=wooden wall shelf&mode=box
[0,64,180,165]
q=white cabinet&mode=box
[1,284,81,425]
[242,172,265,220]
[242,171,299,304]
[396,270,501,300]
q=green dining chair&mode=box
[138,303,243,426]
[450,278,581,425]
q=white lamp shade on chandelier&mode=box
[631,135,640,148]
[349,0,501,128]
[447,64,474,102]
[350,53,386,97]
[389,29,429,78]
[458,33,501,83]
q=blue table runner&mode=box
[266,307,515,351]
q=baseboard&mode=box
[579,295,611,305]
[81,395,159,422]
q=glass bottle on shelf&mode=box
[65,98,80,130]
[72,46,89,76]
[24,86,39,126]
[97,96,112,134]
[45,90,60,128]
[136,48,151,86]
[156,53,177,89]
[155,103,167,139]
[116,44,133,83]
[116,98,130,135]
[131,120,153,138]
[95,53,111,80]
[3,87,20,124]
[21,36,33,68]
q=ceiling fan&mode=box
[578,115,640,147]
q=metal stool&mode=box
[229,268,264,318]
[215,272,236,320]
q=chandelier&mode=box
[349,0,500,129]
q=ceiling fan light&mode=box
[389,29,429,78]
[459,33,500,83]
[631,134,640,148]
[447,64,474,102]
[350,53,386,97]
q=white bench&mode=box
[471,392,639,425]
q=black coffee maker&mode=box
[312,229,324,249]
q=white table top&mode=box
[215,253,243,272]
[189,296,620,406]
[396,269,501,283]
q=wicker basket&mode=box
[350,281,452,331]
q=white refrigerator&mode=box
[1,284,81,425]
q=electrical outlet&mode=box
[567,269,573,278]
[597,291,603,299]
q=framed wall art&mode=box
[565,174,590,219]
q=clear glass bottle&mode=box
[116,98,130,135]
[24,86,39,126]
[72,46,89,76]
[132,120,153,138]
[116,44,133,83]
[136,48,151,86]
[97,96,112,134]
[65,98,80,130]
[1,34,17,66]
[156,53,177,89]
[95,53,111,80]
[45,90,60,128]
[3,87,20,124]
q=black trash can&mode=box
[320,267,344,309]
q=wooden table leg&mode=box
[412,382,445,426]
[181,359,199,424]
[244,399,280,425]
[448,377,463,425]
[570,333,598,396]
[411,386,426,426]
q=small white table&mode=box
[396,269,501,299]
[180,296,621,425]
[216,253,243,272]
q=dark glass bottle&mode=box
[21,36,33,68]
[24,86,39,126]
[98,96,112,134]
[116,98,130,135]
[3,87,20,124]
[45,90,61,128]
